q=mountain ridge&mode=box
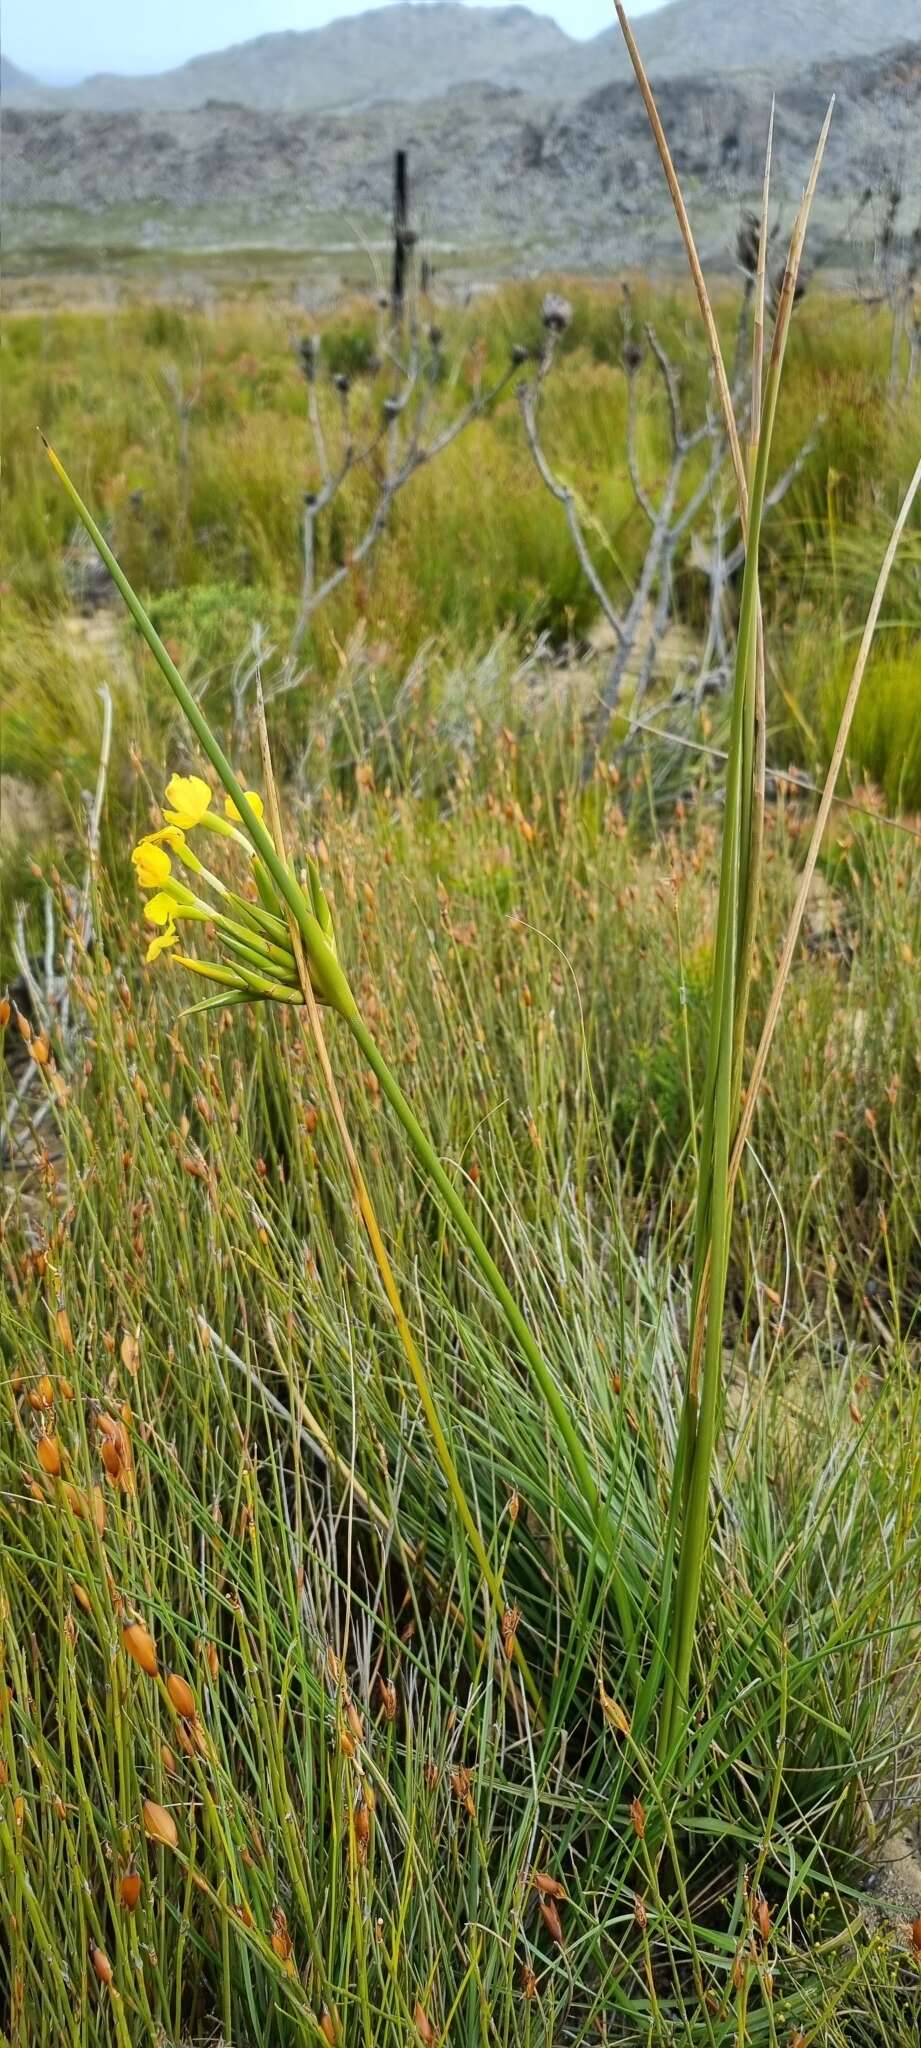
[4,0,920,113]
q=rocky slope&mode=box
[5,39,919,273]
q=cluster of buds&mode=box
[131,773,353,1019]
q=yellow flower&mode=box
[143,891,178,926]
[132,839,173,891]
[147,825,186,851]
[146,921,177,962]
[164,774,213,830]
[224,789,264,823]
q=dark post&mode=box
[392,149,409,324]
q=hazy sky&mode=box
[7,1,663,86]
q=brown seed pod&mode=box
[413,2002,437,2044]
[345,1700,364,1744]
[119,1871,142,1911]
[378,1677,397,1721]
[319,2012,338,2044]
[910,1916,921,1953]
[520,1962,537,2000]
[270,1909,292,1962]
[36,1434,62,1477]
[72,1583,92,1614]
[160,1743,178,1777]
[538,1897,564,1946]
[90,1944,113,1984]
[450,1767,474,1816]
[532,1872,566,1900]
[354,1803,371,1862]
[166,1672,196,1720]
[629,1796,646,1839]
[754,1895,772,1942]
[100,1440,123,1481]
[123,1623,158,1677]
[142,1798,178,1849]
[30,1374,55,1411]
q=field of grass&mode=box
[2,279,919,812]
[1,254,920,2047]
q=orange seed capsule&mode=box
[166,1672,196,1720]
[90,1944,113,1985]
[142,1798,178,1849]
[72,1583,92,1613]
[319,2013,338,2044]
[160,1743,178,1777]
[538,1897,564,1946]
[120,1871,142,1911]
[123,1623,158,1677]
[36,1435,62,1477]
[413,2003,437,2045]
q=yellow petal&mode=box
[164,775,212,829]
[132,840,172,891]
[143,891,177,927]
[146,922,177,963]
[224,789,264,823]
[147,825,186,851]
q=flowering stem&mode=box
[43,440,355,1022]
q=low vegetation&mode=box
[2,67,920,2048]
